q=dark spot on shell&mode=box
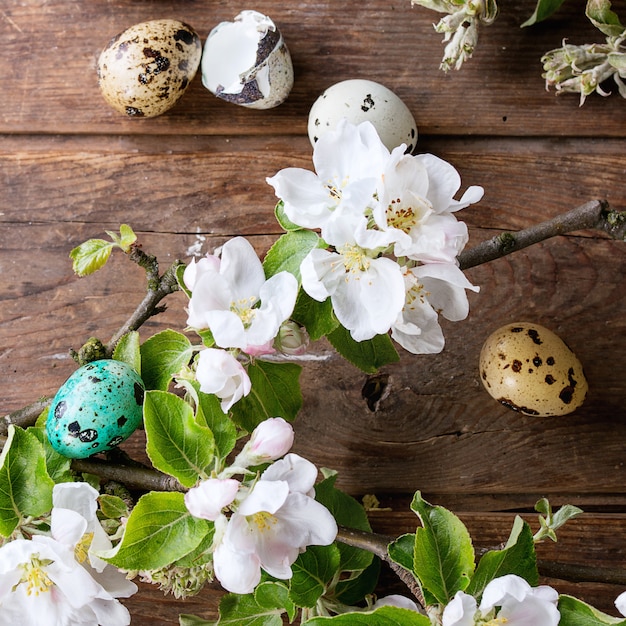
[174,28,195,46]
[481,370,487,380]
[511,327,524,333]
[126,106,145,117]
[528,368,534,374]
[134,382,145,406]
[411,128,416,138]
[498,398,540,416]
[108,436,124,448]
[117,416,128,427]
[79,429,98,443]
[512,359,522,373]
[54,400,67,420]
[179,77,189,91]
[545,374,556,385]
[546,356,555,366]
[88,375,102,384]
[527,329,542,345]
[567,367,578,387]
[361,93,375,112]
[498,352,506,360]
[559,387,575,404]
[533,356,542,367]
[216,79,264,104]
[67,421,81,436]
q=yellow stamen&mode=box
[252,511,278,533]
[75,531,94,564]
[17,556,54,596]
[338,244,371,274]
[230,296,258,327]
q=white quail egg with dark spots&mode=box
[97,19,202,118]
[201,10,293,109]
[479,322,588,417]
[46,359,145,459]
[308,79,418,152]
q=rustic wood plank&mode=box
[1,0,623,136]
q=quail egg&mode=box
[97,19,202,118]
[307,79,418,152]
[201,10,293,109]
[479,322,588,417]
[46,359,145,459]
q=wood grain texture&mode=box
[2,0,626,622]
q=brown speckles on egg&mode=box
[97,19,202,118]
[479,322,588,417]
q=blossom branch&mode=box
[457,199,624,269]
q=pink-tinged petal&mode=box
[213,539,262,594]
[195,348,251,412]
[238,480,290,516]
[262,453,318,495]
[219,237,266,302]
[184,478,240,521]
[442,591,477,626]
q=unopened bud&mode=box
[233,417,294,468]
[274,321,310,356]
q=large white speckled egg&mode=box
[46,359,145,459]
[307,79,418,152]
[97,19,202,118]
[479,322,588,417]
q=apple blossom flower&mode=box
[373,151,483,264]
[233,417,295,468]
[300,245,406,342]
[0,534,135,626]
[212,453,337,594]
[391,263,480,354]
[184,478,240,522]
[266,119,390,241]
[195,348,251,412]
[441,574,560,626]
[183,237,298,354]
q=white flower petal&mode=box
[616,591,626,617]
[185,478,240,521]
[261,453,318,495]
[498,594,560,626]
[213,539,261,594]
[52,482,99,523]
[219,237,266,302]
[237,480,290,516]
[442,590,477,626]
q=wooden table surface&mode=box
[2,0,626,622]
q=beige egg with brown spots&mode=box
[479,322,587,416]
[97,19,202,118]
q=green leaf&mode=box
[315,473,374,573]
[195,390,238,462]
[144,390,215,487]
[586,0,625,36]
[174,525,215,568]
[108,223,137,252]
[292,290,339,341]
[69,238,114,276]
[334,556,381,606]
[103,491,209,570]
[179,616,216,626]
[176,262,192,298]
[303,605,431,625]
[411,492,475,606]
[327,325,399,374]
[274,200,302,232]
[256,582,296,623]
[29,425,74,484]
[521,0,569,26]
[466,516,538,598]
[98,494,130,519]
[0,426,55,536]
[388,533,417,574]
[215,589,288,626]
[290,544,342,608]
[141,330,195,391]
[230,360,302,432]
[558,595,626,625]
[263,230,320,283]
[113,331,142,375]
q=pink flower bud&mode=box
[274,321,309,356]
[234,417,294,468]
[184,478,240,521]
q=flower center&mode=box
[385,195,431,234]
[16,556,54,596]
[404,281,429,309]
[483,618,508,625]
[337,244,371,274]
[251,511,279,533]
[75,531,94,564]
[230,296,258,327]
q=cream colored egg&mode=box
[307,79,418,152]
[97,19,202,118]
[479,322,587,417]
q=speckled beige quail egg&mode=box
[307,79,418,152]
[97,19,202,118]
[201,10,293,109]
[479,322,588,417]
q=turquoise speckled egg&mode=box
[46,359,145,459]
